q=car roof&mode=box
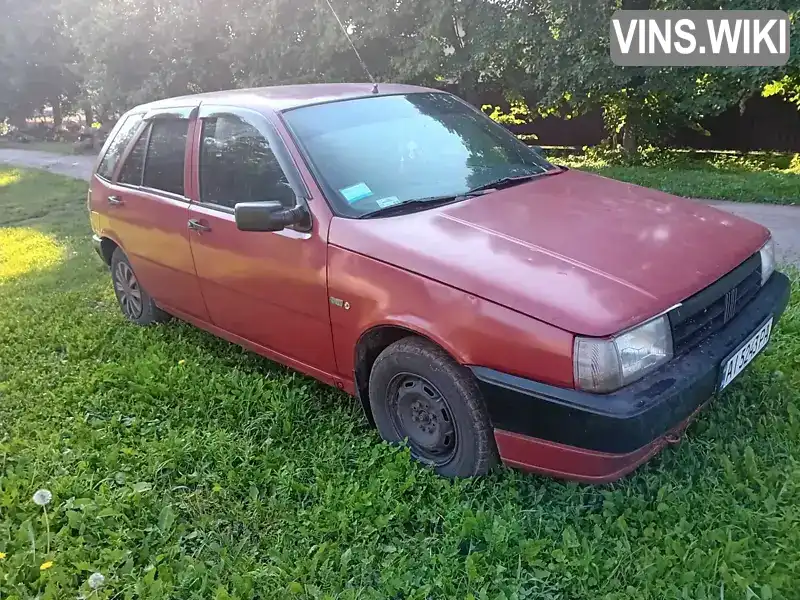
[136,83,439,114]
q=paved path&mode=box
[2,148,799,267]
[700,199,800,268]
[0,149,95,180]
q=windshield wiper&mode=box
[464,169,561,195]
[359,191,489,219]
[358,168,564,219]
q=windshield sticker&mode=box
[339,182,373,204]
[375,196,402,208]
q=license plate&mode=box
[718,317,773,390]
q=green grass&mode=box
[556,149,800,205]
[0,140,84,155]
[1,166,800,599]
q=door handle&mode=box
[108,195,124,206]
[188,219,211,232]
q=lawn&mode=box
[1,166,800,599]
[556,148,800,205]
[0,140,82,156]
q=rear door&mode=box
[90,112,144,235]
[186,105,336,374]
[101,107,209,320]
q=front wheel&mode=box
[368,337,498,477]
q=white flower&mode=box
[32,489,52,506]
[88,572,105,590]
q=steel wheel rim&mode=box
[114,261,143,319]
[387,372,457,466]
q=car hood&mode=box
[328,169,769,336]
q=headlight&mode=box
[759,238,775,286]
[574,315,673,393]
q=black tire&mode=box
[110,248,169,326]
[368,337,498,477]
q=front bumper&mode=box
[472,271,791,483]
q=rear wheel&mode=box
[368,337,497,477]
[110,248,168,325]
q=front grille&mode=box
[669,253,761,356]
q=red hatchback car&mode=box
[89,84,789,482]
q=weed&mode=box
[0,167,798,598]
[554,148,800,204]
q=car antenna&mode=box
[322,0,379,94]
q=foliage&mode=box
[512,0,800,152]
[482,103,533,126]
[763,75,800,107]
[0,0,792,151]
[0,0,80,125]
[559,148,800,203]
[1,166,800,598]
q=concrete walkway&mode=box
[0,149,95,180]
[2,148,799,267]
[698,199,800,268]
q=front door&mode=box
[186,106,335,374]
[102,107,209,320]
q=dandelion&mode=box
[88,572,105,590]
[32,488,52,555]
[0,551,6,559]
[178,359,186,365]
[32,489,52,506]
[40,560,54,570]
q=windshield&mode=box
[283,92,557,218]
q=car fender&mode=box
[327,245,574,389]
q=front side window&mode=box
[96,113,143,180]
[143,118,189,196]
[283,92,557,218]
[199,113,294,210]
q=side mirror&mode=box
[234,201,309,232]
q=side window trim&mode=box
[197,103,308,202]
[139,120,156,189]
[144,105,197,120]
[193,199,235,215]
[138,187,191,204]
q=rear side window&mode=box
[96,114,142,180]
[199,114,294,209]
[118,124,149,186]
[143,119,189,196]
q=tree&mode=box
[59,0,524,113]
[353,0,527,103]
[511,0,800,153]
[0,0,80,127]
[62,0,236,114]
[7,0,798,149]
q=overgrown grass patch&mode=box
[556,148,800,205]
[1,167,799,598]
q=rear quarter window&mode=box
[96,114,143,180]
[118,125,149,186]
